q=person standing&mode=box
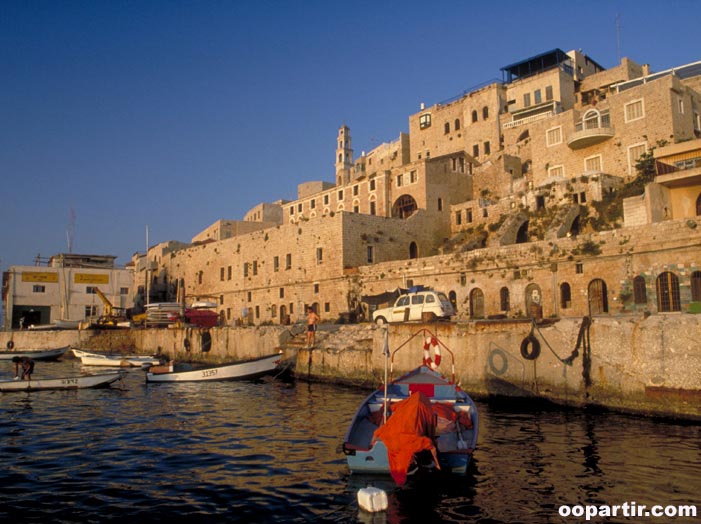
[12,356,35,380]
[306,307,320,348]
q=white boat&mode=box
[146,352,283,383]
[0,371,123,392]
[71,348,161,367]
[0,347,69,361]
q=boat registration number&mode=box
[61,378,79,385]
[201,369,218,378]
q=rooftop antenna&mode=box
[615,13,622,64]
[66,207,76,253]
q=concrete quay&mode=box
[2,314,700,420]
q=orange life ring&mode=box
[422,336,441,369]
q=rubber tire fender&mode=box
[520,334,541,360]
[7,340,14,350]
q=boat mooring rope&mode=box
[528,316,592,367]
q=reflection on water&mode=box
[0,361,698,523]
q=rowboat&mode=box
[0,371,123,392]
[146,352,283,383]
[342,329,478,486]
[71,348,161,367]
[0,346,69,361]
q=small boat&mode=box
[342,329,478,486]
[71,348,161,367]
[0,346,69,361]
[146,352,283,383]
[0,371,123,392]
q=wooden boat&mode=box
[0,371,123,392]
[146,352,283,383]
[71,348,161,367]
[0,346,69,361]
[342,329,478,486]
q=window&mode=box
[545,85,553,101]
[397,174,403,187]
[367,246,374,264]
[584,155,602,172]
[484,141,490,155]
[120,287,129,295]
[546,126,562,146]
[437,198,443,211]
[370,200,376,215]
[678,98,685,114]
[252,261,258,276]
[454,118,461,131]
[444,122,450,134]
[411,294,425,305]
[85,305,97,317]
[198,271,203,285]
[500,287,510,311]
[338,190,344,200]
[369,179,375,191]
[624,99,644,122]
[694,112,701,132]
[410,170,417,183]
[353,185,359,196]
[471,110,478,123]
[482,106,489,120]
[524,93,531,107]
[627,143,647,174]
[324,302,330,313]
[455,211,462,225]
[243,263,249,278]
[297,203,302,213]
[316,248,323,264]
[314,283,320,293]
[633,276,647,304]
[279,287,285,299]
[419,113,431,129]
[285,254,292,270]
[220,267,225,281]
[324,194,329,205]
[534,89,542,104]
[467,209,473,222]
[271,305,277,318]
[691,271,701,301]
[473,144,479,157]
[656,272,681,312]
[576,263,584,274]
[87,286,98,294]
[549,165,564,178]
[310,199,315,209]
[353,202,359,213]
[273,256,279,272]
[247,291,252,302]
[33,285,46,293]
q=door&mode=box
[391,296,410,322]
[588,279,609,315]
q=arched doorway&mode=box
[525,283,542,318]
[656,272,681,312]
[409,242,418,259]
[470,288,484,318]
[392,194,418,219]
[279,304,288,325]
[516,221,529,243]
[560,282,572,309]
[588,279,609,315]
[448,290,457,312]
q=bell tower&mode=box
[335,125,353,186]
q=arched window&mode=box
[454,119,461,131]
[499,287,510,311]
[392,194,418,219]
[633,276,647,304]
[470,288,485,318]
[471,110,478,123]
[588,279,609,315]
[448,290,457,312]
[409,242,418,259]
[482,106,489,120]
[444,122,450,134]
[691,271,701,302]
[560,282,572,309]
[582,109,602,129]
[656,272,681,312]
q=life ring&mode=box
[423,336,441,369]
[488,348,508,375]
[520,334,541,360]
[6,340,14,350]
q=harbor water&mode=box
[1,360,699,523]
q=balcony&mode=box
[567,110,614,149]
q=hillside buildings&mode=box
[5,48,701,329]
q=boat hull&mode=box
[71,349,160,367]
[0,347,69,361]
[0,372,123,392]
[146,352,282,383]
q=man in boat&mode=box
[12,356,35,380]
[306,307,320,348]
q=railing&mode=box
[503,111,553,129]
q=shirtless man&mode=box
[306,307,320,348]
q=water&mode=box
[1,360,699,523]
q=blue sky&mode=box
[1,0,699,269]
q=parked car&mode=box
[372,290,454,324]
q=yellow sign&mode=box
[74,273,110,285]
[22,272,58,283]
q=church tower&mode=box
[335,125,353,186]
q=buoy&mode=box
[357,486,388,513]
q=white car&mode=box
[372,290,455,324]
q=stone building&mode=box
[136,49,701,325]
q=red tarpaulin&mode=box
[373,391,439,486]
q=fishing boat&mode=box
[0,371,123,392]
[342,329,478,486]
[0,346,69,361]
[146,352,283,383]
[71,348,162,367]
